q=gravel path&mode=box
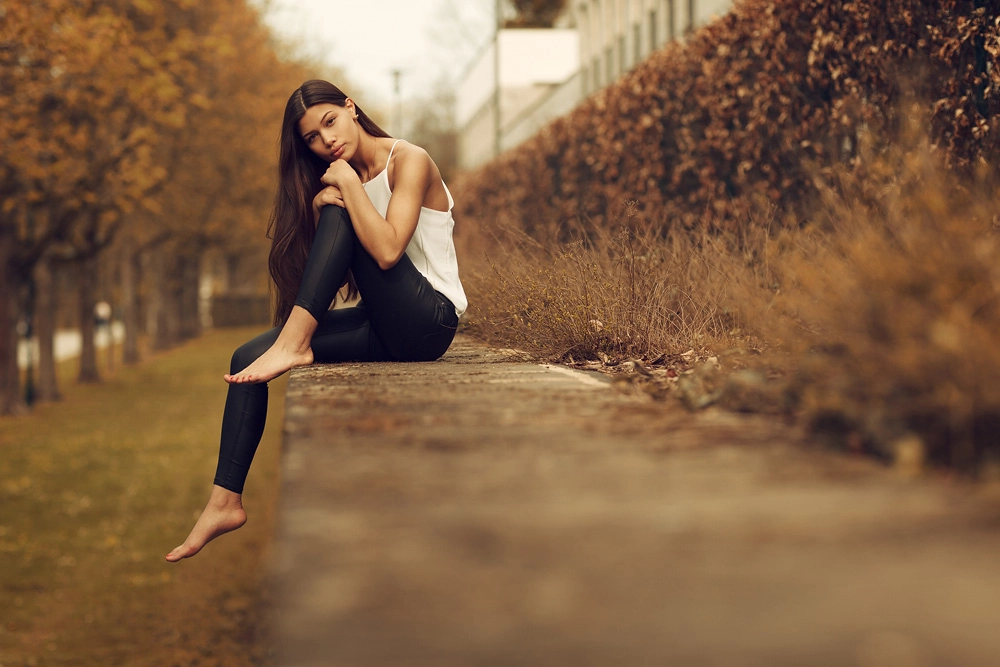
[267,336,1000,666]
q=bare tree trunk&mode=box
[162,253,183,347]
[121,238,140,365]
[179,251,202,340]
[77,256,100,383]
[148,250,174,351]
[35,256,61,402]
[0,232,25,415]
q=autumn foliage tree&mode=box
[1,0,166,408]
[0,0,310,414]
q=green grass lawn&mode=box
[0,328,285,666]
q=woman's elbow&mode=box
[375,249,405,271]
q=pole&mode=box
[23,283,35,407]
[493,0,502,158]
[392,69,403,137]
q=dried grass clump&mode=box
[461,205,746,363]
[761,137,1000,470]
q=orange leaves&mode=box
[132,0,158,14]
[188,92,211,110]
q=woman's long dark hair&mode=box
[268,80,390,325]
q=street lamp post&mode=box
[391,69,403,137]
[493,0,503,158]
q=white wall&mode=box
[499,29,579,87]
[501,71,583,152]
[457,29,578,128]
[456,41,496,129]
[695,0,732,25]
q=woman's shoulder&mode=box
[389,140,441,184]
[391,140,432,166]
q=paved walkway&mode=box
[267,336,1000,666]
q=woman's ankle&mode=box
[277,306,319,351]
[207,484,243,509]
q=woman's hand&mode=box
[312,185,345,224]
[320,160,360,189]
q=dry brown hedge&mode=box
[453,0,1000,235]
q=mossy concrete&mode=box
[267,335,1000,666]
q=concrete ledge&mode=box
[267,335,1000,666]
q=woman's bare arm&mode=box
[321,143,435,269]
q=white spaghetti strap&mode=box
[386,139,402,170]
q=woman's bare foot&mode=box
[166,485,247,562]
[224,344,314,384]
[225,305,319,384]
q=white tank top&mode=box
[362,140,468,317]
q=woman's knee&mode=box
[317,204,355,244]
[230,333,276,374]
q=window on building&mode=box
[605,45,613,82]
[649,8,657,50]
[687,0,696,32]
[593,56,601,90]
[633,22,641,63]
[668,0,676,41]
[619,34,626,71]
[579,6,590,87]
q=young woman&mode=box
[166,80,466,562]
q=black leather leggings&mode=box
[213,205,459,493]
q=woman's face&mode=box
[297,101,358,163]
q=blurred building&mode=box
[457,0,733,171]
[456,28,580,171]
